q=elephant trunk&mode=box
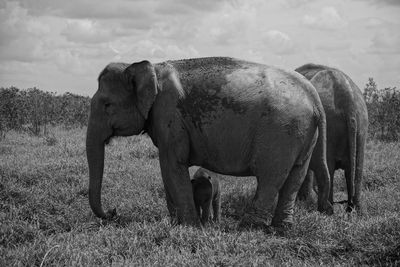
[86,118,112,219]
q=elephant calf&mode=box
[191,168,221,224]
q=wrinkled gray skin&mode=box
[86,57,333,230]
[295,64,368,212]
[191,168,221,224]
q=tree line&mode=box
[0,87,90,137]
[0,78,399,141]
[363,78,400,141]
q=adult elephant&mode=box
[295,64,368,212]
[86,57,333,229]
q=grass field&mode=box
[1,127,399,266]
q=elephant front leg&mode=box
[159,157,201,227]
[200,200,212,225]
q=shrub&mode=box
[43,133,58,146]
[363,78,400,141]
[0,87,90,135]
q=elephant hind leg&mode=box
[212,192,221,223]
[271,154,312,228]
[345,117,357,213]
[345,167,355,213]
[353,133,366,213]
[239,168,288,229]
[297,170,317,203]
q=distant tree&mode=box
[0,87,91,136]
[364,78,400,141]
[0,87,24,132]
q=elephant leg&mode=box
[194,201,201,219]
[297,170,317,203]
[200,200,212,225]
[345,117,358,213]
[271,155,311,228]
[344,168,355,212]
[327,160,336,205]
[159,157,200,226]
[312,158,335,214]
[241,139,301,229]
[354,134,366,213]
[240,172,283,229]
[165,188,177,222]
[212,192,221,223]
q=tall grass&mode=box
[1,128,399,266]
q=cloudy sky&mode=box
[0,0,399,96]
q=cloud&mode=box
[155,0,226,14]
[282,0,317,8]
[109,38,199,62]
[356,0,400,6]
[0,1,50,45]
[149,20,199,41]
[54,49,94,75]
[13,0,227,20]
[0,37,48,62]
[0,2,52,62]
[315,41,350,51]
[369,29,400,54]
[13,0,153,20]
[1,0,399,94]
[202,3,257,46]
[302,6,347,30]
[61,19,113,44]
[263,30,294,55]
[363,17,388,28]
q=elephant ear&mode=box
[124,60,157,120]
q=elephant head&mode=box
[86,61,157,219]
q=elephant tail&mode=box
[314,104,334,214]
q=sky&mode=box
[0,0,399,96]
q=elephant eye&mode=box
[105,103,111,108]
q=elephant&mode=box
[86,57,333,230]
[191,168,221,224]
[295,64,369,212]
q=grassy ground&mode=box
[1,127,399,266]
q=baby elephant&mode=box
[191,168,221,224]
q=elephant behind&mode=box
[295,64,369,212]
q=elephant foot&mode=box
[105,208,117,219]
[176,215,202,227]
[267,222,293,236]
[200,219,210,227]
[297,189,317,203]
[271,215,294,228]
[345,204,355,213]
[297,193,318,208]
[354,203,364,216]
[98,209,118,226]
[239,212,269,230]
[307,191,318,204]
[318,201,334,215]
